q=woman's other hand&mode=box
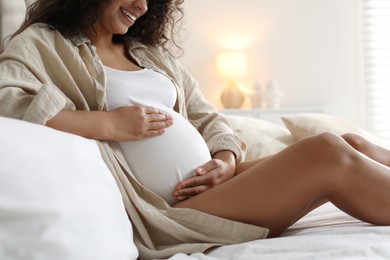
[173,151,236,201]
[107,105,174,141]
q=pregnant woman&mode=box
[105,66,212,205]
[1,0,390,259]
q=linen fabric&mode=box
[0,24,268,259]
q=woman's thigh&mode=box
[174,133,345,237]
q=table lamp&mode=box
[217,51,247,109]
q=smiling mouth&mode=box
[120,7,137,22]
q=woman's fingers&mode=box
[173,174,214,201]
[144,106,174,125]
[145,111,174,132]
[133,106,174,138]
[174,185,209,201]
[149,118,174,130]
[109,105,175,141]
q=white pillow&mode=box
[0,117,138,260]
[282,113,390,148]
[227,115,294,160]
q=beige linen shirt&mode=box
[0,24,268,259]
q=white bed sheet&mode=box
[169,203,390,259]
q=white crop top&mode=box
[104,66,211,205]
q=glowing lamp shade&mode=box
[217,52,247,80]
[217,51,247,109]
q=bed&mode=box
[2,0,390,259]
[3,113,390,260]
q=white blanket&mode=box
[170,203,390,259]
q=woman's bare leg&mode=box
[237,132,390,174]
[342,133,390,166]
[174,132,390,237]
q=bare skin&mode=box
[342,132,390,167]
[46,0,390,238]
[174,132,390,237]
[46,106,174,141]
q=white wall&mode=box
[179,0,363,125]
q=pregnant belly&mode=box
[119,110,212,205]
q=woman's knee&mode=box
[309,132,346,151]
[306,132,358,166]
[342,133,366,151]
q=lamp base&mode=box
[220,80,245,108]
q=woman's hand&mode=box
[172,150,236,201]
[46,105,173,141]
[107,106,174,141]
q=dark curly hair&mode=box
[13,0,185,54]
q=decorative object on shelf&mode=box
[217,51,247,108]
[264,80,283,109]
[220,80,246,108]
[250,81,264,108]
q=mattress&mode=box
[169,203,390,259]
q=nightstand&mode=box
[220,107,326,125]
